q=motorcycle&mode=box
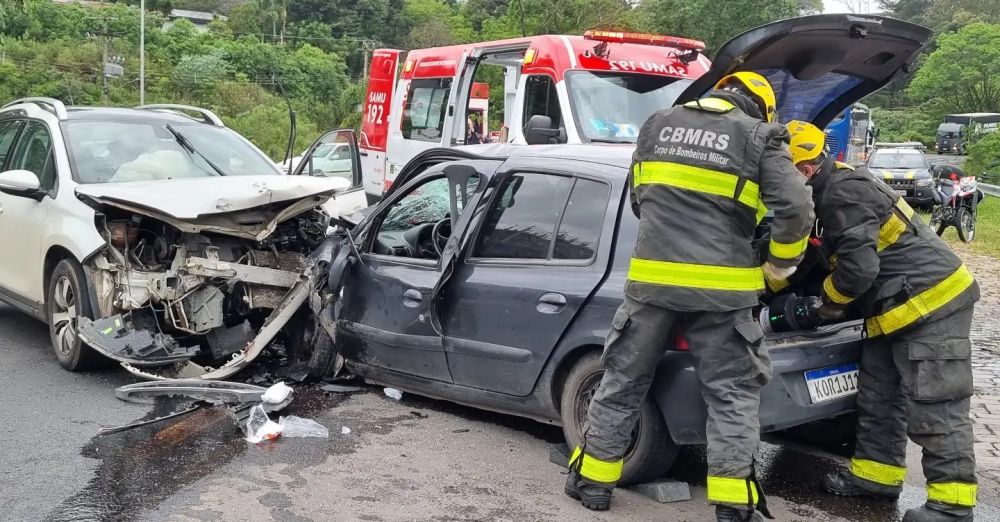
[929,166,984,242]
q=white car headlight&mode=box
[915,178,933,187]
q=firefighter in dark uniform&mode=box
[564,72,815,522]
[785,121,979,522]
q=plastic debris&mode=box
[321,384,365,394]
[383,387,403,400]
[262,382,293,404]
[245,404,283,443]
[341,426,352,435]
[278,416,329,438]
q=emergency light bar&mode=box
[584,30,706,52]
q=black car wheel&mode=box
[559,351,677,486]
[47,259,104,371]
[285,309,339,380]
[957,207,975,243]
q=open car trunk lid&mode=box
[76,175,347,240]
[676,14,932,127]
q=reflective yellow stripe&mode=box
[851,458,906,486]
[706,475,759,505]
[877,200,916,251]
[823,274,855,304]
[769,234,809,260]
[756,203,768,224]
[927,482,977,507]
[569,446,622,484]
[634,162,760,211]
[834,161,855,171]
[628,258,765,292]
[684,97,736,113]
[866,264,975,337]
[905,170,916,180]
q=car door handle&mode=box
[537,293,566,314]
[402,289,423,307]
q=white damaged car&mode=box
[0,99,360,378]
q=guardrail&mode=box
[983,183,1000,198]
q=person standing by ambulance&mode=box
[564,72,814,522]
[785,120,979,522]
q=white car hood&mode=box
[76,175,349,240]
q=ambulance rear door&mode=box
[360,49,402,203]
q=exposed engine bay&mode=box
[76,194,336,380]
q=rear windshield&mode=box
[566,71,691,143]
[869,150,927,169]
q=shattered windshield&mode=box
[64,120,280,183]
[381,175,480,231]
[869,151,927,170]
[566,71,691,143]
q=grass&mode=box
[918,196,1000,259]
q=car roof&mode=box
[874,147,922,154]
[453,143,636,171]
[63,107,219,126]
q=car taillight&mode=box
[583,30,706,51]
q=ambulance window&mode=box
[402,78,453,143]
[523,75,562,129]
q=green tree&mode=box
[907,23,1000,114]
[965,131,1000,182]
[402,0,474,48]
[639,0,821,52]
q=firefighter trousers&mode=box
[852,305,977,512]
[581,295,771,505]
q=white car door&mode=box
[293,130,368,219]
[0,120,55,304]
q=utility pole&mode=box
[140,0,145,105]
[102,39,109,103]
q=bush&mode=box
[966,132,1000,183]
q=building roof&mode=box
[169,9,227,23]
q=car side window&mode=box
[0,120,23,169]
[523,75,563,130]
[554,179,610,260]
[401,78,452,143]
[474,174,609,261]
[373,174,480,259]
[11,121,56,192]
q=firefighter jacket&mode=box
[626,90,815,312]
[810,157,979,337]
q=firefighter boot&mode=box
[902,503,974,522]
[716,505,764,522]
[822,469,902,499]
[564,470,612,511]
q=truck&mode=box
[824,103,875,165]
[936,112,1000,154]
[356,31,712,203]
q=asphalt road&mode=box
[3,298,1000,522]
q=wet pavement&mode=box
[2,221,1000,521]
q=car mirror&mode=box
[524,115,560,145]
[0,169,42,199]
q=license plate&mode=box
[894,189,908,196]
[804,363,859,403]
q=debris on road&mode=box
[631,480,692,503]
[452,429,470,434]
[341,426,352,435]
[548,443,570,469]
[321,384,366,394]
[262,382,293,404]
[97,403,203,436]
[384,388,403,400]
[278,416,329,438]
[410,410,428,419]
[244,404,283,443]
[115,380,276,405]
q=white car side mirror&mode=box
[0,169,42,198]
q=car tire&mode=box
[47,258,104,371]
[285,309,338,380]
[559,351,677,486]
[782,412,857,451]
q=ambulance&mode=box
[356,31,712,203]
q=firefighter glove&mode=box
[762,261,796,282]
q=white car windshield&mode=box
[869,150,927,170]
[566,71,691,143]
[64,120,280,183]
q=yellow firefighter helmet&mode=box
[714,71,777,122]
[785,120,826,165]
